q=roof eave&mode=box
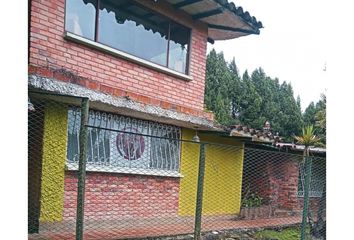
[168,0,263,41]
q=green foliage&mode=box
[294,125,321,146]
[205,49,235,125]
[204,49,303,138]
[303,102,316,126]
[303,94,326,147]
[254,226,311,240]
[241,193,263,208]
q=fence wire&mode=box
[28,93,326,240]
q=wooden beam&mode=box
[208,24,259,34]
[174,0,203,9]
[192,7,224,20]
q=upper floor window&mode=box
[65,0,190,74]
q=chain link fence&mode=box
[28,92,326,240]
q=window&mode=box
[298,158,326,197]
[66,108,181,175]
[65,0,190,74]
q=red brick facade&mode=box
[243,153,322,217]
[29,0,210,119]
[63,172,180,220]
[264,159,300,210]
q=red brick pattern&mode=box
[245,156,301,211]
[63,172,180,220]
[28,65,214,121]
[267,160,300,210]
[29,0,210,113]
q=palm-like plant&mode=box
[294,125,321,156]
[295,125,323,240]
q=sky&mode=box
[207,0,331,111]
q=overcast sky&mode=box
[207,0,331,111]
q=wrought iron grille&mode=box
[67,107,181,173]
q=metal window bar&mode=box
[67,107,181,172]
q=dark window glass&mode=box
[98,0,169,66]
[168,22,190,73]
[65,0,190,74]
[65,0,97,40]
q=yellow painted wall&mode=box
[178,129,244,216]
[39,103,68,222]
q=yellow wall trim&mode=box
[178,129,244,216]
[39,103,68,222]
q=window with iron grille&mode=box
[66,107,181,175]
[298,158,326,197]
[65,0,191,74]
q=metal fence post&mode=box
[76,98,89,240]
[301,156,313,240]
[194,143,206,240]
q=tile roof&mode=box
[166,0,263,40]
[229,124,282,143]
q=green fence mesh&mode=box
[28,93,326,240]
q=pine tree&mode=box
[204,49,304,139]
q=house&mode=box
[28,0,263,235]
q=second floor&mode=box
[29,0,262,120]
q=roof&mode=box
[275,143,326,154]
[200,124,282,144]
[166,0,263,41]
[229,125,282,143]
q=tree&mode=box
[296,95,301,110]
[238,70,262,127]
[229,58,242,121]
[205,49,303,138]
[303,102,316,126]
[205,49,234,125]
[302,94,326,147]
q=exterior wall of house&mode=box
[178,129,244,216]
[39,103,68,222]
[63,172,180,220]
[35,105,245,221]
[242,151,300,211]
[29,0,210,119]
[265,158,300,210]
[35,103,181,222]
[242,151,325,218]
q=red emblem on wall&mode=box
[116,127,145,160]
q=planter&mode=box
[240,205,273,219]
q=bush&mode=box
[241,193,263,208]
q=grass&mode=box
[254,226,311,240]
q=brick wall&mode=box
[267,159,300,210]
[242,151,324,218]
[243,151,301,211]
[63,171,180,220]
[29,0,209,114]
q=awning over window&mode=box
[166,0,263,41]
